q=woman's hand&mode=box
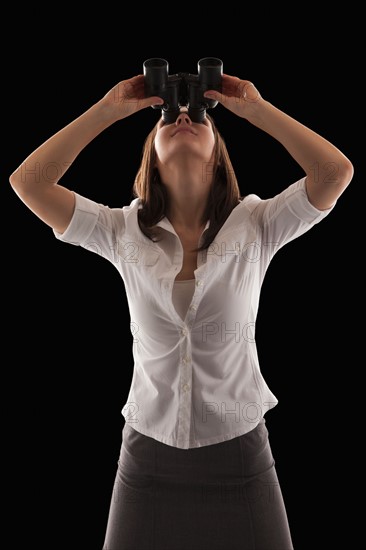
[204,74,262,120]
[101,74,163,122]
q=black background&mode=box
[4,9,362,550]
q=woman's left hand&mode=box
[204,74,262,120]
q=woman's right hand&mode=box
[101,74,164,122]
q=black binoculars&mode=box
[143,57,223,123]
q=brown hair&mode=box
[132,114,243,253]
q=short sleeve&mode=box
[245,177,336,253]
[279,177,336,224]
[53,192,100,246]
[52,192,127,265]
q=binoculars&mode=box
[143,57,223,123]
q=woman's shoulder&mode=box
[237,192,265,213]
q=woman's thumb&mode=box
[147,97,164,108]
[204,90,220,101]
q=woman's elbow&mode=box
[328,156,354,197]
[341,158,354,187]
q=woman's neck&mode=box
[159,162,212,230]
[166,195,208,232]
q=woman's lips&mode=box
[171,127,197,137]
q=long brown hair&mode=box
[132,114,243,253]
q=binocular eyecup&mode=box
[143,57,223,123]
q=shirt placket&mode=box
[176,261,207,448]
[158,223,209,448]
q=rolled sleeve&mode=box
[245,177,337,258]
[284,177,336,223]
[53,192,100,246]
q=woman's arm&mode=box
[9,75,163,233]
[204,76,354,210]
[247,100,353,210]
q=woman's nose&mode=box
[175,112,192,126]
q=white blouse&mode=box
[54,177,335,449]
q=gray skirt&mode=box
[102,418,294,550]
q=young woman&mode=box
[9,72,353,550]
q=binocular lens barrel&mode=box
[198,57,223,88]
[143,58,169,95]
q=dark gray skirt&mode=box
[102,418,294,550]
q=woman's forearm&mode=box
[247,100,354,209]
[9,99,117,193]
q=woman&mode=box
[9,72,353,549]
